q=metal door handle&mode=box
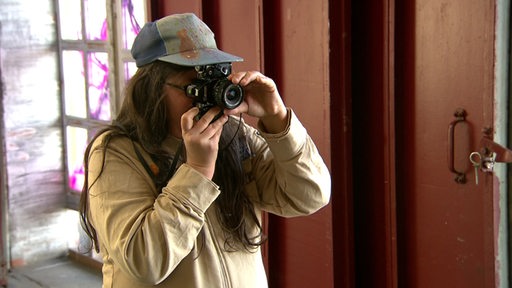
[447,108,468,183]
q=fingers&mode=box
[181,107,228,138]
[203,113,229,139]
[223,101,248,116]
[229,71,272,87]
[181,107,199,133]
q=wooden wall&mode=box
[0,0,70,267]
[152,1,339,287]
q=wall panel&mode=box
[152,2,336,287]
[263,1,333,288]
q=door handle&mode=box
[447,108,468,183]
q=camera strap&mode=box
[166,141,184,182]
[131,140,183,190]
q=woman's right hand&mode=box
[180,107,228,179]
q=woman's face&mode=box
[165,69,197,138]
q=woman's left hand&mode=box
[226,71,288,133]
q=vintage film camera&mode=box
[185,63,244,116]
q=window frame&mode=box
[55,0,148,210]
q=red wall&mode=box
[150,1,347,287]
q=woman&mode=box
[79,13,331,288]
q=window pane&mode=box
[88,52,111,120]
[122,0,146,49]
[63,50,87,118]
[84,0,107,41]
[124,61,138,82]
[66,126,88,191]
[58,0,83,40]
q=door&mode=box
[395,0,502,287]
[353,0,505,287]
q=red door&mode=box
[353,0,503,287]
[397,0,499,287]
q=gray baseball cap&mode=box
[131,13,243,67]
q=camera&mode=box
[185,63,244,115]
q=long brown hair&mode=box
[79,61,264,253]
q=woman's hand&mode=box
[227,71,288,133]
[181,107,228,179]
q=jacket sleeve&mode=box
[243,108,331,217]
[87,137,220,285]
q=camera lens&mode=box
[223,85,243,107]
[213,79,244,109]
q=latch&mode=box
[469,136,512,184]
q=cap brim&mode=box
[158,48,243,66]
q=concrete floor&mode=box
[6,256,102,288]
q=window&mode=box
[56,0,147,208]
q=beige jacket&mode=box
[87,109,331,288]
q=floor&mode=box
[6,256,102,288]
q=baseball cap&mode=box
[131,13,243,67]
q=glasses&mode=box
[166,82,186,92]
